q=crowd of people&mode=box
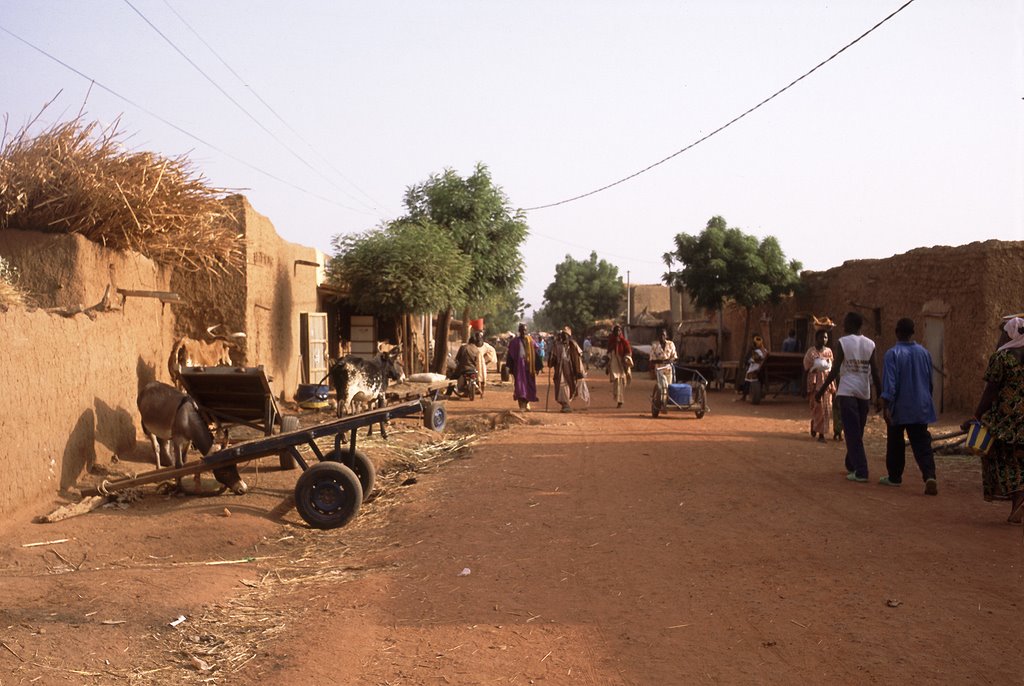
[802,310,1022,521]
[450,312,1023,525]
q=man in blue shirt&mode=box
[781,329,799,353]
[879,318,938,495]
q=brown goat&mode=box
[168,325,245,388]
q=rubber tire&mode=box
[500,365,510,382]
[750,380,763,405]
[468,380,476,401]
[423,400,447,432]
[294,462,363,530]
[278,415,300,470]
[695,410,705,419]
[327,448,376,501]
[651,391,661,418]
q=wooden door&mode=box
[300,312,328,385]
[350,315,376,356]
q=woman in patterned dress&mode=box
[963,316,1024,523]
[804,329,836,442]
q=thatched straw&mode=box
[0,112,242,274]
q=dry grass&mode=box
[0,110,242,274]
[116,424,488,684]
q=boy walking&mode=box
[879,318,938,495]
[815,312,882,482]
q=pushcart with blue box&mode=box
[651,365,708,419]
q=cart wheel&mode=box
[695,385,707,419]
[278,415,300,470]
[327,448,376,501]
[750,380,763,405]
[422,400,447,432]
[294,462,363,530]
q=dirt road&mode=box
[0,373,1020,685]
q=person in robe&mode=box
[549,327,586,413]
[505,323,541,411]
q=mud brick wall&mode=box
[0,199,323,519]
[0,232,174,519]
[721,240,1024,412]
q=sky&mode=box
[2,1,1022,317]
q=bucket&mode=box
[470,318,485,331]
[966,421,992,456]
[296,383,330,409]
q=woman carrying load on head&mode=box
[804,329,836,442]
[737,334,768,402]
[607,324,632,408]
[962,315,1024,523]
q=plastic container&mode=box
[668,383,692,405]
[966,420,992,455]
[296,383,330,409]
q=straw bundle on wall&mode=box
[0,114,242,274]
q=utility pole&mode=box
[626,270,631,337]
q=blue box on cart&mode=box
[668,383,692,405]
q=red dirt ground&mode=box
[0,373,1020,685]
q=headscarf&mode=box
[998,316,1024,352]
[753,335,765,349]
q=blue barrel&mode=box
[668,383,692,405]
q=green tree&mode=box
[326,219,471,320]
[475,289,530,335]
[662,216,802,355]
[403,163,528,371]
[536,252,624,339]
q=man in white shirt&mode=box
[815,312,882,483]
[650,328,678,403]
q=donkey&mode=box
[137,381,247,494]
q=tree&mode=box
[326,219,471,320]
[536,252,624,339]
[402,164,528,372]
[662,216,802,355]
[475,289,530,335]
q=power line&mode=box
[524,0,919,212]
[0,22,372,213]
[529,230,663,266]
[160,0,387,212]
[122,0,377,213]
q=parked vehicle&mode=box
[447,367,481,401]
